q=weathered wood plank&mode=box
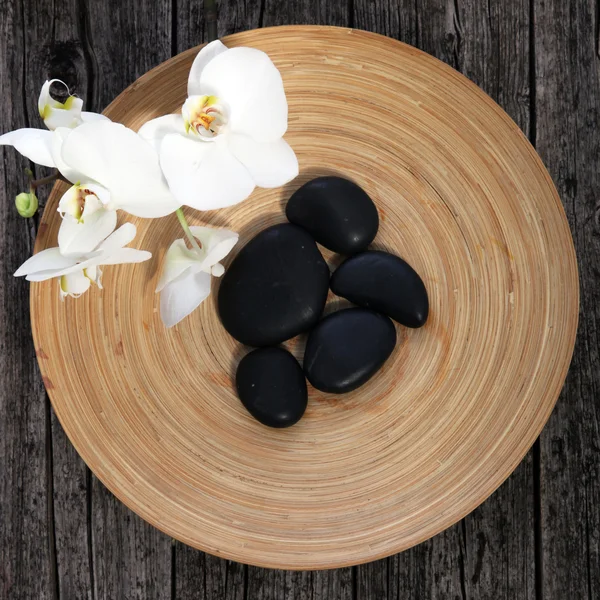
[174,3,353,598]
[448,2,537,597]
[262,0,349,26]
[0,0,57,597]
[535,0,600,598]
[5,0,176,598]
[353,1,536,598]
[91,476,172,599]
[415,0,462,70]
[51,421,93,600]
[460,460,536,599]
[80,0,174,598]
[353,0,416,45]
[172,3,253,598]
[246,568,353,600]
[392,526,465,599]
[175,550,246,600]
[2,2,593,600]
[176,0,262,52]
[459,0,531,131]
[245,3,354,598]
[22,1,99,596]
[83,0,173,110]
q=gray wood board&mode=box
[1,1,596,599]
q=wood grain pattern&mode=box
[354,2,536,598]
[0,1,54,597]
[262,0,349,26]
[175,546,246,600]
[82,1,175,598]
[535,0,600,598]
[29,26,577,570]
[2,0,598,596]
[37,1,96,597]
[91,474,172,600]
[251,4,349,592]
[0,0,176,597]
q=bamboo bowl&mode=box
[32,26,578,569]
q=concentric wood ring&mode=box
[31,26,578,569]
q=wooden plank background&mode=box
[0,0,597,598]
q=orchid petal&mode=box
[58,209,118,256]
[43,98,84,130]
[50,127,85,182]
[95,247,152,267]
[200,47,288,142]
[228,134,298,188]
[160,134,254,210]
[30,248,148,281]
[211,263,225,277]
[84,265,102,286]
[14,247,79,278]
[59,271,91,299]
[159,270,211,328]
[57,182,110,220]
[18,220,148,297]
[188,40,229,96]
[38,80,62,113]
[38,79,79,113]
[156,239,199,292]
[0,129,55,167]
[83,183,111,206]
[24,253,99,281]
[80,112,110,123]
[59,121,131,188]
[61,121,179,218]
[96,222,138,253]
[38,79,84,130]
[189,226,238,270]
[29,224,148,281]
[138,114,186,153]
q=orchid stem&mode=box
[29,169,62,193]
[204,0,218,43]
[176,208,202,253]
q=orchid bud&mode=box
[15,192,38,218]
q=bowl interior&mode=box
[32,26,578,569]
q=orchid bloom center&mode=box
[59,266,101,300]
[39,93,77,120]
[183,95,227,139]
[58,184,105,223]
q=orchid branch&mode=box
[176,207,203,254]
[28,168,63,193]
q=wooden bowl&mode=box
[31,26,578,569]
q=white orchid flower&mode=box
[38,79,109,130]
[56,183,117,255]
[55,121,180,218]
[54,122,179,218]
[157,226,238,327]
[0,79,109,167]
[3,117,179,255]
[138,40,298,211]
[14,223,151,299]
[1,76,180,234]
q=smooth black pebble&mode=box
[304,308,396,394]
[236,347,308,428]
[286,176,379,254]
[218,223,330,346]
[331,250,429,328]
